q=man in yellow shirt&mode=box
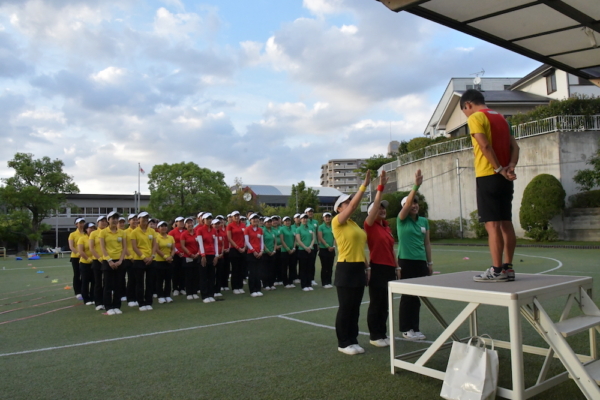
[100,211,127,315]
[130,211,157,311]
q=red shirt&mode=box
[364,220,396,267]
[219,227,229,250]
[198,225,218,256]
[245,226,263,254]
[194,223,205,236]
[227,222,245,249]
[180,230,199,256]
[169,228,185,254]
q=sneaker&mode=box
[308,287,314,291]
[303,287,310,292]
[264,287,271,291]
[223,287,230,291]
[139,306,148,311]
[106,309,116,315]
[76,294,83,301]
[120,296,127,301]
[153,294,157,298]
[214,292,222,297]
[503,263,516,281]
[197,290,201,294]
[243,280,248,285]
[311,280,318,286]
[209,297,216,302]
[402,330,419,341]
[338,345,359,355]
[473,267,508,282]
[293,279,300,284]
[270,286,276,290]
[256,292,263,297]
[95,305,105,311]
[166,297,173,303]
[85,301,94,306]
[384,338,391,346]
[114,308,123,315]
[250,292,258,298]
[192,294,199,300]
[414,331,426,340]
[180,290,187,295]
[203,298,211,303]
[146,305,153,311]
[352,344,365,354]
[233,289,240,294]
[239,289,245,294]
[187,295,194,300]
[289,284,296,288]
[370,339,389,348]
[173,290,180,296]
[158,297,166,304]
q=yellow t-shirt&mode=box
[89,230,103,261]
[68,230,83,258]
[468,110,512,178]
[131,226,156,260]
[77,235,92,264]
[155,234,175,262]
[331,216,366,263]
[125,227,135,260]
[99,227,126,261]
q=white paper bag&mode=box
[440,335,499,400]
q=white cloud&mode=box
[90,66,127,84]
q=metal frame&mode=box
[388,271,598,400]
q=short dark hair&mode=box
[460,89,485,109]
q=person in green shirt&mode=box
[397,169,432,341]
[291,213,302,284]
[271,216,283,286]
[279,216,297,288]
[318,212,336,288]
[295,214,315,291]
[305,207,320,287]
[262,217,277,290]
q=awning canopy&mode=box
[377,0,600,86]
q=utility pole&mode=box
[456,158,463,238]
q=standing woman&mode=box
[397,170,432,340]
[131,212,157,311]
[125,214,139,307]
[68,218,86,300]
[77,222,96,306]
[271,216,283,286]
[180,217,200,300]
[291,213,302,284]
[244,213,264,297]
[197,213,218,303]
[332,170,371,355]
[227,211,246,294]
[155,221,175,304]
[261,217,277,291]
[89,216,108,311]
[99,211,127,315]
[364,171,397,347]
[279,217,297,288]
[117,216,127,302]
[305,208,319,287]
[169,217,186,296]
[295,214,315,292]
[216,216,230,293]
[317,212,335,289]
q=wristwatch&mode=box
[494,166,503,174]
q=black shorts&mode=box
[476,174,514,223]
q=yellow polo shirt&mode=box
[89,230,103,261]
[332,216,366,263]
[100,227,126,261]
[156,234,175,262]
[77,235,92,264]
[131,226,156,260]
[68,230,84,258]
[125,227,136,260]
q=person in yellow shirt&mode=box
[125,214,139,307]
[77,222,96,306]
[331,170,371,356]
[68,217,86,300]
[117,216,127,302]
[154,221,176,304]
[131,211,157,311]
[89,216,108,311]
[100,211,127,315]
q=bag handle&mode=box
[467,334,495,351]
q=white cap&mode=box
[203,213,213,219]
[249,213,260,220]
[401,196,409,207]
[216,215,224,220]
[157,221,168,227]
[271,215,280,220]
[107,211,119,219]
[75,218,86,224]
[263,217,272,223]
[282,216,291,221]
[300,213,308,219]
[211,219,221,225]
[334,194,352,212]
[231,210,240,216]
[323,212,332,217]
[304,207,314,213]
[138,211,150,218]
[96,216,107,223]
[128,213,137,221]
[184,217,194,223]
[197,212,204,218]
[118,217,126,222]
[86,222,96,229]
[293,213,301,219]
[174,216,184,222]
[367,200,389,214]
[240,215,247,220]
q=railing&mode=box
[0,247,6,258]
[379,114,600,174]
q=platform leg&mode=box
[509,302,525,400]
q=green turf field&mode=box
[1,246,598,399]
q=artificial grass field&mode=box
[1,246,598,400]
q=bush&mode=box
[508,95,600,126]
[382,191,428,219]
[520,174,565,241]
[568,190,600,208]
[387,217,398,241]
[429,217,467,240]
[525,226,559,242]
[468,210,488,238]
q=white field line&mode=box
[0,265,71,271]
[433,248,563,274]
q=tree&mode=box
[0,210,51,249]
[289,181,320,213]
[573,139,600,191]
[520,174,565,241]
[228,177,262,216]
[355,154,395,177]
[0,153,79,250]
[147,162,231,221]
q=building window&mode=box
[466,84,482,90]
[347,162,354,166]
[578,77,594,86]
[546,72,557,94]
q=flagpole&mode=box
[138,162,141,213]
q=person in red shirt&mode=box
[227,211,246,294]
[198,213,219,303]
[169,216,186,296]
[244,213,264,297]
[363,171,397,348]
[194,212,205,236]
[180,217,200,300]
[216,216,230,293]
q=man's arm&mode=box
[472,133,515,181]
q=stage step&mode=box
[554,315,600,337]
[583,360,600,385]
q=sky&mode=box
[0,0,541,194]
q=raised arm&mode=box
[337,170,371,225]
[399,169,423,221]
[365,171,388,226]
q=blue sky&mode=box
[0,0,540,194]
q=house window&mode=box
[466,84,482,90]
[578,77,594,86]
[546,73,557,94]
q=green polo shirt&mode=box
[397,216,429,261]
[272,225,281,247]
[296,224,314,250]
[318,223,334,248]
[279,225,295,250]
[263,227,276,253]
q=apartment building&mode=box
[320,158,365,194]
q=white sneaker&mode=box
[402,330,420,341]
[256,292,263,296]
[146,305,153,311]
[223,287,230,291]
[153,294,158,298]
[166,297,173,303]
[158,297,166,304]
[293,279,300,284]
[303,287,310,292]
[187,295,194,300]
[264,287,271,291]
[133,301,139,306]
[233,289,240,294]
[214,292,222,297]
[192,294,199,299]
[311,280,318,286]
[203,298,211,303]
[324,284,333,289]
[289,284,296,288]
[384,338,391,346]
[180,290,187,295]
[173,290,180,296]
[76,294,83,301]
[139,306,148,311]
[369,339,389,348]
[95,305,105,311]
[114,308,123,315]
[239,289,245,294]
[352,344,365,354]
[308,287,314,291]
[285,284,292,288]
[106,309,116,315]
[473,267,508,282]
[85,301,94,306]
[251,292,258,297]
[120,296,127,301]
[415,331,426,340]
[270,286,276,290]
[209,297,216,302]
[338,345,359,355]
[243,280,248,285]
